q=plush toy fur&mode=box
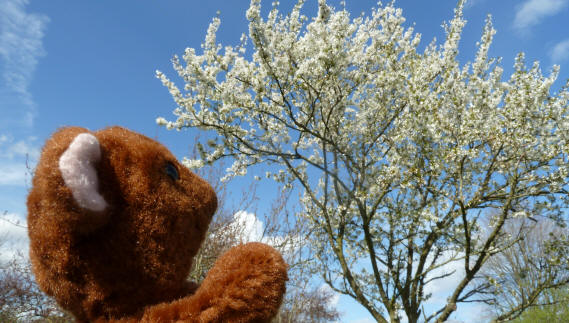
[27,126,287,322]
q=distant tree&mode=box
[0,246,72,322]
[1,211,71,322]
[273,285,340,323]
[157,0,569,322]
[509,287,569,323]
[478,219,569,322]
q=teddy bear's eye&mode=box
[165,162,179,181]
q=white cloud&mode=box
[551,38,569,63]
[0,0,49,126]
[8,139,40,159]
[424,256,465,298]
[418,251,496,323]
[513,0,568,32]
[420,252,469,320]
[232,210,265,242]
[230,210,304,259]
[465,0,485,9]
[0,134,40,160]
[0,212,29,263]
[0,162,31,186]
[319,284,340,308]
[453,302,494,323]
[0,134,39,186]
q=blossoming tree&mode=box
[156,0,569,321]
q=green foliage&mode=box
[0,310,18,323]
[510,288,569,323]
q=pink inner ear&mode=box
[58,133,108,212]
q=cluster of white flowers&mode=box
[157,0,569,320]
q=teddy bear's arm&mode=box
[139,242,288,323]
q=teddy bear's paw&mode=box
[197,242,288,322]
[141,242,287,323]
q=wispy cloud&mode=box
[465,0,485,9]
[0,134,39,186]
[424,257,465,298]
[0,163,31,186]
[0,134,40,160]
[0,212,28,263]
[419,251,495,323]
[513,0,568,33]
[318,284,340,308]
[0,0,49,127]
[454,303,494,323]
[0,0,46,195]
[550,38,569,63]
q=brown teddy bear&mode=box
[27,126,287,322]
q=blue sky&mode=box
[1,0,569,322]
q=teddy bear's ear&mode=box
[58,133,108,212]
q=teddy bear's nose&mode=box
[195,176,217,219]
[203,186,217,219]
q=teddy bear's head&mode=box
[27,126,217,321]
